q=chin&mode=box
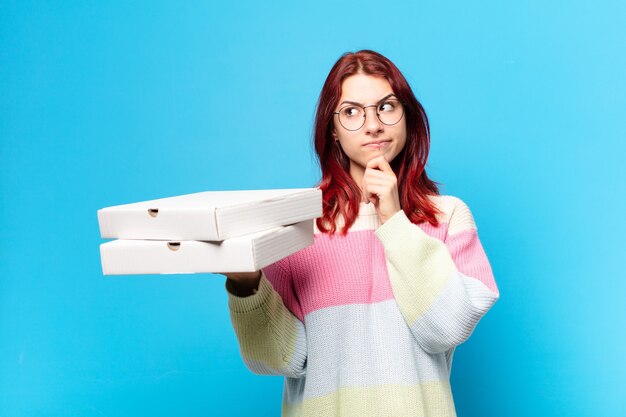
[383,148,398,161]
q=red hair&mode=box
[314,50,442,234]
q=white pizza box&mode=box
[100,220,313,275]
[97,188,321,241]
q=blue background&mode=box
[1,1,625,416]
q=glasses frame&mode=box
[333,97,405,132]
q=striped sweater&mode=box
[226,195,500,416]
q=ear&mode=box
[331,127,338,141]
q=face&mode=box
[332,73,407,175]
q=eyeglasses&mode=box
[333,98,404,131]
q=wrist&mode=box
[380,206,402,224]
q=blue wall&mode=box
[1,1,624,416]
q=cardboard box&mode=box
[100,220,313,275]
[98,188,321,241]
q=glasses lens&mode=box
[377,99,404,126]
[338,105,365,131]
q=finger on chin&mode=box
[368,155,393,172]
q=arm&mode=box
[375,198,499,354]
[226,262,307,378]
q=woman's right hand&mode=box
[223,271,262,297]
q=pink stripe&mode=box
[263,220,499,320]
[262,261,306,321]
[289,231,395,317]
[417,221,448,242]
[445,229,499,295]
[283,221,449,318]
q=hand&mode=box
[362,155,402,224]
[221,271,262,297]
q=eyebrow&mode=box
[339,93,397,107]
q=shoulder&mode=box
[426,194,477,237]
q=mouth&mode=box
[363,139,392,149]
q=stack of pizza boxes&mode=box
[97,188,322,275]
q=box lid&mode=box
[98,188,322,241]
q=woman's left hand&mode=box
[362,155,402,224]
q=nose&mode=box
[363,106,383,136]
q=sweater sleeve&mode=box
[227,261,307,378]
[375,198,500,354]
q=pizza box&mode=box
[97,188,321,241]
[100,220,313,275]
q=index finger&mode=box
[366,155,393,174]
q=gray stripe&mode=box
[283,377,306,411]
[410,271,499,354]
[299,300,450,400]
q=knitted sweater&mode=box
[226,195,500,417]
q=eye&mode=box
[379,101,396,112]
[341,106,361,118]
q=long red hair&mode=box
[314,50,442,234]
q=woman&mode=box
[224,50,500,417]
